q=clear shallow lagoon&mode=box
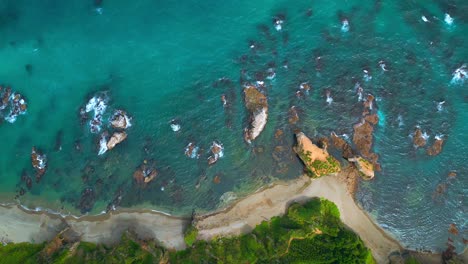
[0,0,466,253]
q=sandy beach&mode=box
[0,170,460,264]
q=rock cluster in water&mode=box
[80,93,132,155]
[0,85,27,124]
[243,85,268,143]
[352,94,381,171]
[208,141,224,165]
[31,147,47,182]
[411,127,445,156]
[184,140,224,166]
[133,160,158,185]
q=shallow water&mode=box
[0,0,466,253]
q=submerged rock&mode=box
[78,188,96,214]
[348,156,374,180]
[293,132,340,177]
[106,132,127,150]
[288,106,299,124]
[31,147,47,182]
[110,110,132,129]
[243,85,268,143]
[427,136,444,156]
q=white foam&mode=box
[444,13,453,25]
[421,16,429,23]
[379,61,388,71]
[363,70,372,82]
[274,20,283,31]
[397,114,404,127]
[170,123,180,132]
[95,7,103,15]
[98,134,108,155]
[435,134,443,141]
[4,114,17,123]
[266,68,276,80]
[85,97,97,113]
[422,132,430,140]
[437,101,445,112]
[341,19,350,32]
[124,114,132,128]
[451,64,466,84]
[326,95,333,104]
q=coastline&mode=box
[0,170,459,263]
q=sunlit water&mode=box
[0,0,466,253]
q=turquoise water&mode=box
[0,0,466,253]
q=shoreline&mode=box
[0,170,461,263]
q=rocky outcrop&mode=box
[330,132,354,159]
[413,128,427,148]
[243,85,268,143]
[427,136,444,156]
[31,147,47,182]
[352,94,381,171]
[133,160,158,185]
[208,141,224,165]
[293,132,340,177]
[106,132,127,150]
[348,156,374,180]
[0,86,28,123]
[110,110,132,130]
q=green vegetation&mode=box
[183,225,198,247]
[0,199,374,264]
[298,150,341,177]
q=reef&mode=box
[243,85,268,143]
[31,147,47,182]
[294,132,340,177]
[330,132,354,159]
[352,94,381,171]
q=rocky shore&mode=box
[1,169,460,263]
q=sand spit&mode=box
[0,171,455,263]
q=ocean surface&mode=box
[0,0,466,253]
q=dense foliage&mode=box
[0,199,374,264]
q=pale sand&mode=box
[0,172,454,263]
[196,174,401,264]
